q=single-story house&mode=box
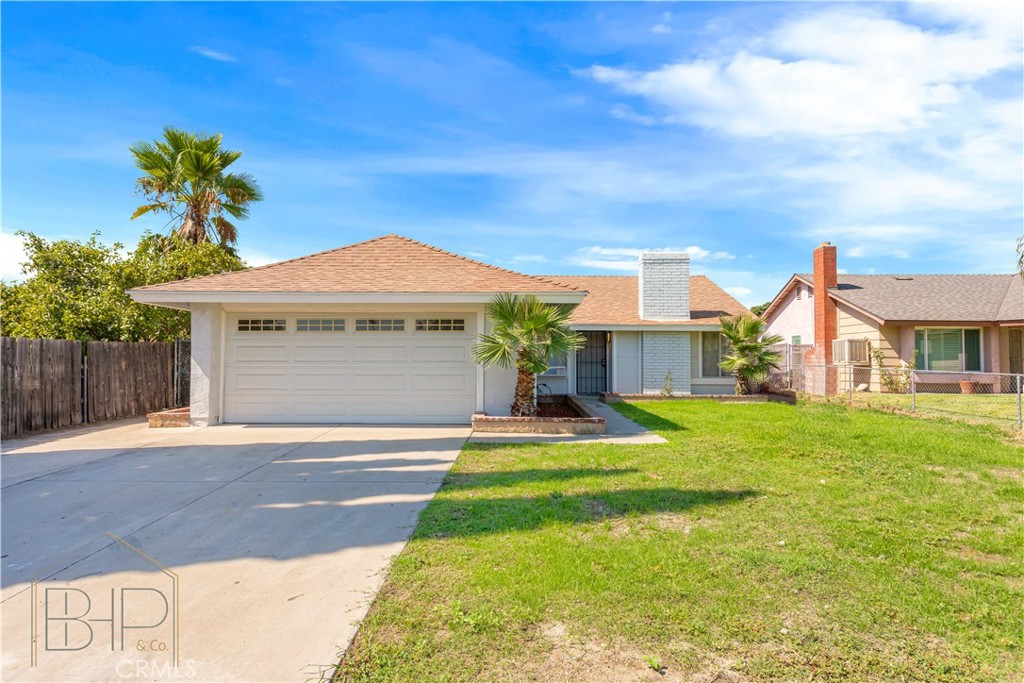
[130,234,747,425]
[762,242,1023,387]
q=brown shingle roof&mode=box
[552,275,749,325]
[795,273,1021,323]
[135,234,581,294]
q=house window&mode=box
[539,352,567,377]
[296,318,345,332]
[701,332,731,378]
[415,318,466,332]
[791,335,801,345]
[914,328,982,371]
[237,318,286,332]
[355,318,405,332]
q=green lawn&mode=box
[336,401,1023,682]
[847,392,1020,427]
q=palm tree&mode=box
[718,314,784,395]
[473,293,585,416]
[130,127,263,246]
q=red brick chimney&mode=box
[813,242,838,365]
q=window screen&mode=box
[702,332,729,378]
[963,329,981,371]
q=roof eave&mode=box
[129,289,588,307]
[570,322,725,331]
[828,293,888,325]
[761,274,813,322]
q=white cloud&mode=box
[509,254,548,264]
[610,104,657,126]
[189,46,237,63]
[725,286,752,297]
[0,231,28,281]
[566,244,735,271]
[584,7,1021,138]
[846,245,910,259]
[238,248,277,268]
[810,224,935,260]
[649,24,672,35]
[811,224,940,241]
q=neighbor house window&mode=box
[296,318,345,332]
[914,328,982,372]
[237,318,286,332]
[415,318,465,332]
[355,318,405,332]
[701,332,731,378]
[791,335,802,345]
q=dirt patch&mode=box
[536,403,584,418]
[924,465,981,484]
[988,467,1024,482]
[956,547,1009,565]
[527,623,748,683]
[654,513,711,533]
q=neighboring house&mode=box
[130,234,747,425]
[762,243,1023,384]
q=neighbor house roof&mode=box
[552,275,749,326]
[768,273,1023,324]
[133,234,581,295]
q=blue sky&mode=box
[2,1,1021,305]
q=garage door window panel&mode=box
[237,319,286,332]
[296,318,346,332]
[415,318,466,332]
[356,318,405,332]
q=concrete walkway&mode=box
[1,419,469,682]
[469,397,666,445]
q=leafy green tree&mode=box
[749,301,771,316]
[130,127,263,246]
[473,294,584,416]
[718,314,783,395]
[1017,234,1023,275]
[1,231,245,341]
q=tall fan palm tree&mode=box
[473,293,585,416]
[718,314,784,395]
[130,127,263,246]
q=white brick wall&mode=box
[639,252,690,321]
[641,332,692,394]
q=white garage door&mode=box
[224,314,478,423]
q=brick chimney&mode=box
[813,242,838,364]
[638,252,690,320]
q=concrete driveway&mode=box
[1,419,469,682]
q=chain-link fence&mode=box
[173,338,191,408]
[771,362,1023,430]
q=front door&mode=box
[1010,328,1023,374]
[576,331,608,394]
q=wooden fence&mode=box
[1,337,177,439]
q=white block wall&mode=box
[189,304,224,426]
[641,332,692,394]
[639,252,690,321]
